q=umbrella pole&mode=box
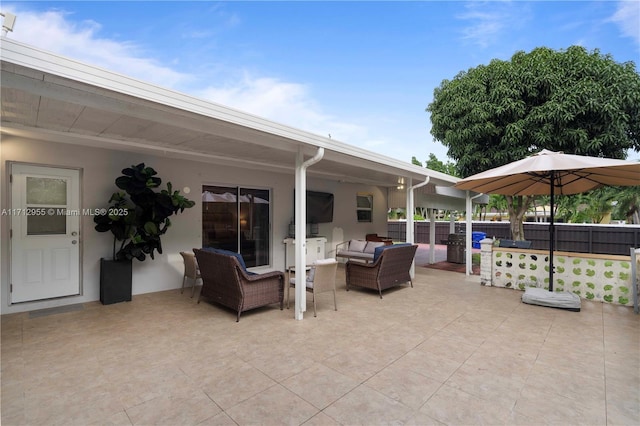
[549,171,555,292]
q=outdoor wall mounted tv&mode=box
[294,190,334,223]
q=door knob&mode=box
[71,231,78,236]
[72,240,77,244]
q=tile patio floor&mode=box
[1,265,638,425]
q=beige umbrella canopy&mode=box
[455,149,640,195]
[455,149,640,292]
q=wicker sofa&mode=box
[194,248,284,321]
[345,243,418,298]
[335,239,388,262]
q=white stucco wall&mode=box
[1,136,390,314]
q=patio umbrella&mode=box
[455,149,640,293]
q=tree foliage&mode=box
[428,46,640,177]
[412,154,459,177]
[425,153,459,177]
[612,186,640,224]
[427,46,640,238]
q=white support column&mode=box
[465,191,486,277]
[429,209,436,264]
[294,150,306,320]
[406,179,414,278]
[408,177,430,277]
[466,191,473,276]
[407,178,414,245]
[294,147,324,320]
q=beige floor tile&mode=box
[1,266,638,425]
[392,347,464,383]
[414,331,480,363]
[403,411,447,425]
[605,380,640,426]
[196,411,238,426]
[242,346,318,382]
[323,384,415,425]
[125,391,222,425]
[23,382,127,425]
[503,409,547,425]
[526,363,606,402]
[98,409,133,425]
[515,382,606,424]
[224,384,318,425]
[200,360,277,411]
[445,363,525,410]
[106,366,202,409]
[535,346,606,378]
[300,411,341,426]
[605,401,640,426]
[364,362,443,409]
[419,383,512,425]
[281,362,360,410]
[322,345,398,382]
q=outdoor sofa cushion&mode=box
[349,239,368,252]
[336,240,386,261]
[372,242,412,262]
[202,247,256,275]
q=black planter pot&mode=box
[100,258,132,305]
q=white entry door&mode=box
[10,164,81,303]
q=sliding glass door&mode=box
[202,185,270,267]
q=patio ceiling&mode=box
[1,39,460,190]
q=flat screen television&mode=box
[294,190,334,223]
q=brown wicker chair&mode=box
[194,248,284,321]
[345,244,418,298]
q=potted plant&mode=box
[94,163,195,304]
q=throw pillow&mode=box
[203,247,252,273]
[348,240,367,252]
[364,241,385,254]
[372,242,413,261]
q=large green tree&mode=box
[427,46,640,239]
[412,154,459,176]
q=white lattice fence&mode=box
[480,239,634,306]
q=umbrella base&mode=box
[522,287,581,312]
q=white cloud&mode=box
[1,6,416,162]
[196,72,371,146]
[608,1,640,46]
[457,1,530,49]
[457,1,508,48]
[4,7,191,88]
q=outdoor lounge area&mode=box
[1,266,638,425]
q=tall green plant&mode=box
[94,164,195,261]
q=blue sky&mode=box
[3,1,639,163]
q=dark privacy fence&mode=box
[388,221,640,256]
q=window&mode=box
[356,194,373,222]
[202,185,271,267]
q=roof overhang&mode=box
[1,38,469,194]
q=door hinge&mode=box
[9,229,12,239]
[10,284,12,293]
[9,174,12,183]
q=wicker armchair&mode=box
[345,244,418,298]
[194,248,284,321]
